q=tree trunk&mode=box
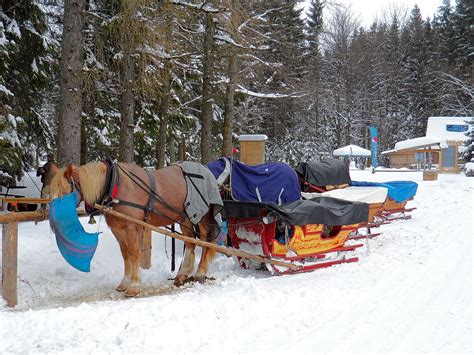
[80,121,87,165]
[156,4,172,168]
[200,12,215,164]
[222,0,241,157]
[57,0,85,167]
[119,38,135,163]
[156,66,171,168]
[222,53,239,157]
[168,133,176,163]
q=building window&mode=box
[446,124,468,132]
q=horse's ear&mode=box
[64,164,74,180]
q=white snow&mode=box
[6,19,21,38]
[333,144,371,157]
[1,170,472,353]
[31,58,39,74]
[465,162,474,176]
[238,134,268,142]
[394,136,448,151]
[0,84,13,96]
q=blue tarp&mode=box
[208,158,301,204]
[351,180,418,203]
[49,191,99,272]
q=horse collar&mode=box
[101,159,120,203]
[85,159,119,215]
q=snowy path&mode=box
[1,170,472,353]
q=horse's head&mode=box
[50,162,107,206]
[50,164,77,199]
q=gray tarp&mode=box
[223,196,369,226]
[295,158,352,187]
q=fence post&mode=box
[140,228,152,269]
[2,222,18,307]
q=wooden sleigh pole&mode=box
[94,204,299,270]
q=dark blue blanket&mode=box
[208,158,301,204]
[49,191,99,272]
[351,181,418,203]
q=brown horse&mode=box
[50,162,217,297]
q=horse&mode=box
[50,161,218,297]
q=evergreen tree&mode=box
[400,6,437,138]
[0,0,57,181]
[463,117,474,163]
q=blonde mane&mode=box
[76,162,107,206]
[50,161,135,203]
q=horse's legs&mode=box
[109,226,132,292]
[195,219,217,283]
[174,220,196,286]
[124,224,142,297]
[110,223,142,296]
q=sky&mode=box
[299,0,442,27]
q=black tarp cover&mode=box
[224,197,369,226]
[295,158,352,187]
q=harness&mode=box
[82,159,187,225]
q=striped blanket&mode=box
[49,191,99,272]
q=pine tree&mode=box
[400,6,436,138]
[452,0,472,80]
[463,117,474,163]
[305,0,324,143]
[1,0,57,181]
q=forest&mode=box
[0,0,472,184]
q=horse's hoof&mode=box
[125,287,140,297]
[173,275,189,287]
[116,284,127,292]
[193,275,206,284]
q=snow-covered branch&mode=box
[236,85,305,99]
[170,0,222,13]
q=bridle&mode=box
[68,176,83,206]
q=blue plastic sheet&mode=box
[49,191,99,272]
[208,158,301,204]
[351,180,418,203]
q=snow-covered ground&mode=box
[1,170,472,353]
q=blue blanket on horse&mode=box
[351,181,418,203]
[49,191,99,272]
[208,158,301,204]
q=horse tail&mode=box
[207,244,217,262]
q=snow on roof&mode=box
[426,116,472,141]
[238,134,268,142]
[333,144,371,157]
[394,136,448,151]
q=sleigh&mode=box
[295,159,418,222]
[223,198,369,274]
[208,158,369,274]
[301,186,388,239]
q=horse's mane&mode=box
[76,162,107,206]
